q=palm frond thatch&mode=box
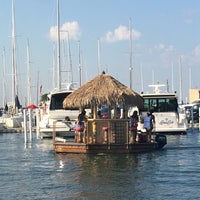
[63,72,143,109]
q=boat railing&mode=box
[53,119,130,145]
[85,119,129,144]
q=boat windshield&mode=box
[142,97,178,113]
[49,92,77,110]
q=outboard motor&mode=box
[155,134,167,149]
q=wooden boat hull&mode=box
[54,140,165,154]
[53,119,167,154]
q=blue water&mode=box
[0,130,200,200]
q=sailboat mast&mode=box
[129,18,133,89]
[57,0,61,89]
[3,48,7,108]
[11,0,17,103]
[189,67,191,90]
[52,43,56,89]
[98,39,101,74]
[78,40,82,87]
[27,39,31,105]
[171,62,174,92]
[179,56,183,104]
[67,31,73,84]
[140,63,144,92]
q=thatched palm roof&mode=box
[63,72,143,109]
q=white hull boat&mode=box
[139,84,188,134]
[39,87,79,139]
[4,114,24,128]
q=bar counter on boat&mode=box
[53,119,167,154]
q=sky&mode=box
[0,0,200,107]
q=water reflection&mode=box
[1,130,200,199]
[53,153,167,199]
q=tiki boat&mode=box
[53,119,167,154]
[53,72,167,154]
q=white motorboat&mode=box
[138,84,188,134]
[39,85,79,138]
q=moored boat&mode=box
[138,84,188,134]
[181,101,200,129]
[4,113,23,128]
[39,86,79,138]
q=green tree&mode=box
[40,93,49,105]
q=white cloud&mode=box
[49,21,81,41]
[182,9,195,25]
[184,18,193,24]
[152,43,178,69]
[155,43,165,50]
[155,43,176,52]
[193,44,200,57]
[101,25,141,42]
[189,44,200,64]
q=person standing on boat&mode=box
[143,110,155,142]
[75,109,88,142]
[78,109,88,126]
[129,110,139,143]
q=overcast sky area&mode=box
[0,0,200,106]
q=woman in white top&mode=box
[143,111,155,141]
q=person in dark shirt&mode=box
[129,110,139,143]
[78,109,87,126]
[75,109,88,143]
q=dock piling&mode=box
[28,109,32,142]
[23,109,27,143]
